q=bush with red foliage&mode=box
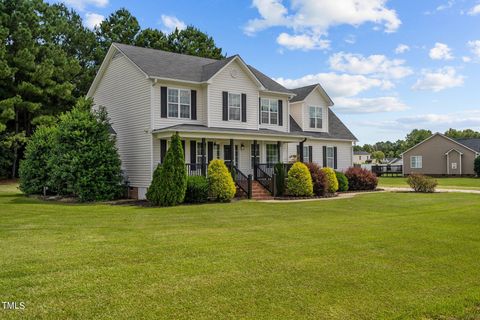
[344,167,378,191]
[305,162,329,195]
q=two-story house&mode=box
[87,43,357,199]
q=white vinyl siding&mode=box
[411,156,423,169]
[92,53,152,189]
[287,140,353,171]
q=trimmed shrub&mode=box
[47,99,123,201]
[321,167,339,193]
[475,156,480,177]
[19,126,57,195]
[274,162,286,196]
[345,167,378,191]
[335,171,349,192]
[286,162,313,197]
[305,162,328,196]
[185,175,209,204]
[208,159,236,202]
[407,174,438,193]
[147,132,187,206]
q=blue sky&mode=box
[57,0,480,144]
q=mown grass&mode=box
[1,183,480,319]
[379,176,480,190]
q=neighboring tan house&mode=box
[353,151,371,164]
[87,43,357,199]
[402,133,480,176]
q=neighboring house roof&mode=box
[289,83,334,105]
[289,109,358,141]
[354,151,370,155]
[401,133,480,156]
[112,43,292,94]
[455,138,480,152]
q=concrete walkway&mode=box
[381,187,480,194]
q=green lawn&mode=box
[379,176,480,190]
[2,183,480,319]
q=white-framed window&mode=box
[451,162,457,170]
[411,156,422,169]
[167,88,190,119]
[303,146,310,162]
[326,146,334,168]
[260,98,278,125]
[251,144,259,168]
[266,144,278,165]
[196,142,205,164]
[228,93,241,121]
[309,106,323,129]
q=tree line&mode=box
[354,128,480,158]
[0,0,224,178]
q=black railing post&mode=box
[253,140,258,180]
[229,139,234,172]
[272,173,277,197]
[201,138,206,176]
[247,174,253,199]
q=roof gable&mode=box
[290,84,334,105]
[401,133,479,155]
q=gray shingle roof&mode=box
[113,43,291,93]
[456,138,480,152]
[354,151,370,155]
[289,84,318,103]
[289,109,357,141]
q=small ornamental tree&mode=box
[208,159,236,202]
[146,133,187,206]
[19,126,58,195]
[48,98,123,201]
[475,156,480,177]
[286,162,313,197]
[320,167,339,193]
[274,162,286,196]
[305,162,328,196]
[335,171,349,192]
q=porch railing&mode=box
[255,164,276,195]
[231,166,252,199]
[185,163,207,176]
[371,165,403,176]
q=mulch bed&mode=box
[274,193,338,200]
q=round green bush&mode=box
[320,167,338,193]
[185,175,209,203]
[335,171,349,192]
[274,162,286,196]
[147,132,187,206]
[286,162,313,197]
[208,159,236,202]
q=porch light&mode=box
[241,143,245,151]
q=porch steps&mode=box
[251,181,273,200]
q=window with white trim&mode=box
[326,146,334,168]
[260,98,278,125]
[167,88,190,119]
[451,162,457,170]
[303,146,310,162]
[266,144,278,165]
[228,93,241,121]
[411,156,422,169]
[309,106,323,129]
[196,142,205,164]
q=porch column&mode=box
[253,140,258,180]
[230,139,234,170]
[201,138,206,176]
[277,141,281,163]
[299,141,304,162]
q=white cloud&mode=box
[395,44,410,54]
[84,12,104,29]
[245,0,401,50]
[275,72,392,98]
[334,97,408,113]
[462,56,472,62]
[276,33,330,50]
[329,52,413,79]
[160,15,187,33]
[468,4,480,15]
[436,0,455,11]
[467,40,480,57]
[396,110,480,127]
[412,67,464,92]
[63,0,108,11]
[429,42,453,60]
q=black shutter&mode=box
[334,147,338,169]
[207,142,214,163]
[241,93,247,122]
[191,90,197,120]
[309,146,313,163]
[160,139,167,163]
[190,140,196,164]
[222,91,228,121]
[322,146,327,167]
[161,86,167,118]
[278,100,283,126]
[296,145,300,159]
[181,140,185,158]
[259,97,261,124]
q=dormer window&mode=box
[260,98,278,125]
[168,88,190,119]
[309,106,322,129]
